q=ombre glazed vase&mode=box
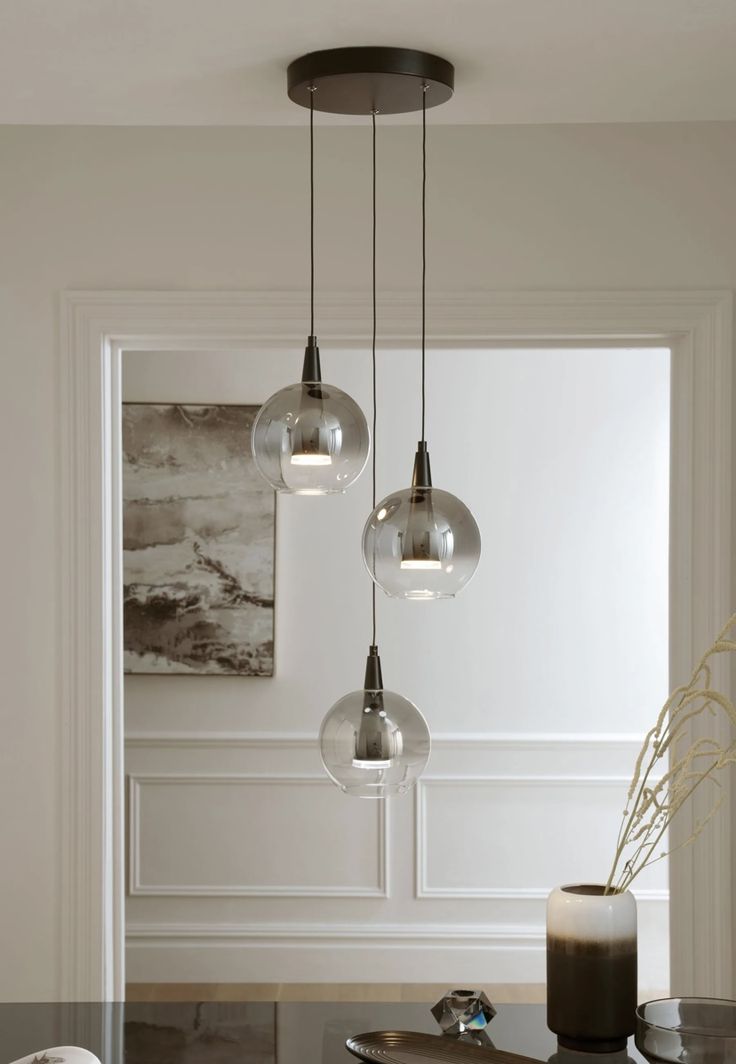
[547,883,637,1053]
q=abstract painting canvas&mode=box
[122,403,275,675]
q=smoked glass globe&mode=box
[363,484,481,599]
[320,648,430,798]
[251,378,369,495]
[257,73,371,493]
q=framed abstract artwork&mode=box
[122,403,275,675]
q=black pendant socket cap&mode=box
[301,336,322,383]
[412,441,432,487]
[363,644,384,692]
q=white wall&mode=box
[123,344,670,988]
[123,346,670,737]
[1,120,735,999]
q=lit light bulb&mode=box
[288,411,340,465]
[290,454,333,466]
[351,693,402,768]
[399,526,446,569]
[400,499,447,568]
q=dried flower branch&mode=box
[604,614,736,895]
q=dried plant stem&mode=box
[604,615,736,895]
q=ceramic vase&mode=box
[547,883,637,1053]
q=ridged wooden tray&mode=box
[346,1031,544,1064]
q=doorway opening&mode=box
[58,289,732,1001]
[121,344,670,996]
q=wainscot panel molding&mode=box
[415,775,667,901]
[125,731,647,749]
[124,732,648,771]
[123,732,669,984]
[126,732,319,749]
[128,773,387,898]
[61,288,732,998]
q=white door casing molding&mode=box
[667,292,735,996]
[59,288,733,1000]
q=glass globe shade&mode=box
[363,485,481,599]
[320,687,430,798]
[251,380,369,494]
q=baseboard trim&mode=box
[127,922,545,947]
[123,981,669,1005]
[124,981,547,1003]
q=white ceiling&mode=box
[3,0,736,126]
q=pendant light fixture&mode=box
[319,110,430,798]
[362,88,481,599]
[251,86,369,494]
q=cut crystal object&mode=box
[431,989,497,1037]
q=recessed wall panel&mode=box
[417,776,668,898]
[129,774,386,897]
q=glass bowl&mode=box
[635,997,736,1063]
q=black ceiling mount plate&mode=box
[287,47,454,115]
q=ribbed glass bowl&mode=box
[635,997,736,1063]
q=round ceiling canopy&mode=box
[287,47,454,116]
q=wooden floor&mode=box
[126,983,547,1003]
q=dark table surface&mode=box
[0,1001,645,1064]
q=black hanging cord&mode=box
[371,108,378,647]
[309,86,316,337]
[421,85,427,443]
